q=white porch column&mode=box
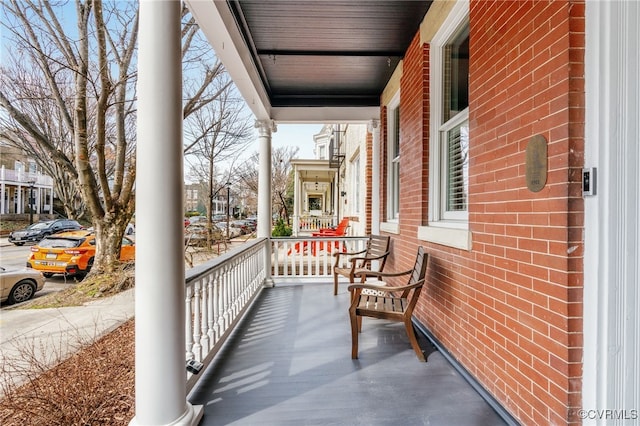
[48,187,53,214]
[132,1,202,425]
[333,170,339,222]
[256,119,276,286]
[368,120,380,234]
[1,166,5,214]
[293,168,300,236]
[16,184,22,214]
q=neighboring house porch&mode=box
[0,165,54,217]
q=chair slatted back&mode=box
[401,246,428,299]
[355,235,390,272]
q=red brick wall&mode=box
[365,130,373,235]
[379,1,585,424]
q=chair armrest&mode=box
[348,251,389,263]
[333,248,368,259]
[347,278,425,294]
[355,268,413,279]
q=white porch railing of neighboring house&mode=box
[184,235,369,391]
[0,166,55,215]
[295,215,336,233]
[0,166,54,186]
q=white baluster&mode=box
[185,285,194,361]
[200,278,209,353]
[192,280,202,361]
[206,274,215,345]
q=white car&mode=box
[0,266,45,304]
[214,222,242,239]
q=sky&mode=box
[261,123,323,160]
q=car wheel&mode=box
[13,242,24,246]
[43,273,54,278]
[8,280,36,304]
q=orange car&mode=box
[27,230,135,278]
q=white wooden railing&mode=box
[295,215,336,232]
[271,236,369,278]
[184,235,369,390]
[184,238,267,390]
[0,166,53,186]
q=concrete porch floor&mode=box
[188,281,512,426]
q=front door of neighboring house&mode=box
[583,1,639,421]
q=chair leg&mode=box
[349,311,360,359]
[403,318,426,362]
[333,271,339,295]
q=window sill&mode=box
[418,225,472,251]
[380,221,400,234]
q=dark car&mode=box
[8,219,82,246]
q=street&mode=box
[0,240,77,309]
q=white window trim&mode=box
[420,0,472,250]
[385,90,401,223]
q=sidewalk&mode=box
[0,288,134,389]
[0,235,247,390]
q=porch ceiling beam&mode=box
[257,49,404,58]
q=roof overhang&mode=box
[185,0,433,123]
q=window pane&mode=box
[393,107,400,158]
[446,122,469,211]
[443,27,469,122]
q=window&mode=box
[421,0,471,249]
[387,92,400,221]
[318,145,326,160]
[429,3,469,226]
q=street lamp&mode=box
[28,181,35,225]
[226,181,231,240]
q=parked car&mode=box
[0,266,45,304]
[9,219,83,246]
[184,223,225,246]
[214,222,242,239]
[27,230,135,278]
[188,216,207,224]
[231,220,255,234]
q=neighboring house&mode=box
[0,145,54,217]
[132,1,639,425]
[291,123,369,236]
[184,182,231,218]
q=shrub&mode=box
[271,218,292,237]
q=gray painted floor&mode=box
[189,282,509,426]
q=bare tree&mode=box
[0,0,230,275]
[235,146,299,224]
[0,62,86,218]
[184,80,253,246]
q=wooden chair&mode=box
[332,234,390,295]
[348,246,429,361]
[312,217,349,236]
[287,218,350,255]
